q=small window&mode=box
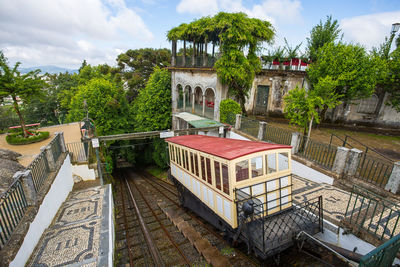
[176,148,181,166]
[182,149,186,169]
[206,158,212,185]
[171,146,175,162]
[251,156,263,178]
[194,153,199,177]
[266,153,276,174]
[222,163,229,195]
[236,160,249,182]
[279,152,289,171]
[185,150,189,171]
[190,152,195,175]
[200,156,206,181]
[214,161,221,190]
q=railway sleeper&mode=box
[159,202,230,267]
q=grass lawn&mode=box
[267,121,400,161]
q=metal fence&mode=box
[355,154,394,188]
[344,185,400,242]
[359,233,400,267]
[297,137,337,170]
[175,55,218,68]
[0,179,28,249]
[67,142,89,164]
[263,124,292,145]
[240,116,259,137]
[0,134,64,249]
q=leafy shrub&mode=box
[219,99,241,124]
[6,131,50,145]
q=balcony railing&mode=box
[174,55,219,68]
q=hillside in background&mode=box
[20,65,78,74]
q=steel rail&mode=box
[118,179,135,266]
[124,177,165,267]
[128,176,192,266]
[140,171,261,267]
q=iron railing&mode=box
[263,124,292,145]
[240,116,259,138]
[298,136,337,170]
[27,150,50,192]
[0,179,28,249]
[66,142,89,164]
[175,55,218,68]
[355,154,393,188]
[235,187,322,257]
[344,185,400,241]
[359,233,400,267]
[49,134,62,162]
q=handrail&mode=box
[343,135,394,162]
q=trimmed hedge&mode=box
[6,131,50,145]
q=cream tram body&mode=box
[166,135,293,229]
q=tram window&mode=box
[194,153,199,176]
[236,160,249,182]
[266,153,276,174]
[200,156,206,181]
[182,149,186,169]
[185,150,189,171]
[222,163,229,195]
[206,158,212,185]
[279,152,289,171]
[170,146,175,162]
[251,156,263,178]
[214,161,221,190]
[176,148,181,166]
[190,152,195,175]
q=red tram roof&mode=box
[166,135,291,160]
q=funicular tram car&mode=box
[166,135,323,259]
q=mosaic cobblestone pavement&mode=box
[28,185,111,267]
[292,175,364,224]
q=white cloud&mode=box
[341,11,400,50]
[0,0,153,68]
[176,0,219,16]
[175,0,302,24]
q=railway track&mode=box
[138,170,261,267]
[114,169,206,266]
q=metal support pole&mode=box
[95,147,104,185]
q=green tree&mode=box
[306,15,342,62]
[132,67,172,168]
[67,77,132,136]
[117,48,171,101]
[219,99,241,124]
[0,52,46,137]
[383,48,400,111]
[307,42,378,120]
[284,77,341,139]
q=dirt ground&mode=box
[267,121,400,161]
[0,123,82,167]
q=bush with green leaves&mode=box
[6,131,49,145]
[219,99,241,124]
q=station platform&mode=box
[27,184,114,266]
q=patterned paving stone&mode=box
[29,220,101,266]
[28,185,112,267]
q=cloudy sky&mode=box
[0,0,399,69]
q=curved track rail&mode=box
[115,169,205,266]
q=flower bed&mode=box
[6,131,50,145]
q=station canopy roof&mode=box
[166,135,291,160]
[174,112,224,128]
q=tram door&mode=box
[254,85,269,115]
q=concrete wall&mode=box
[72,164,96,181]
[245,70,307,115]
[327,92,400,128]
[10,155,74,267]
